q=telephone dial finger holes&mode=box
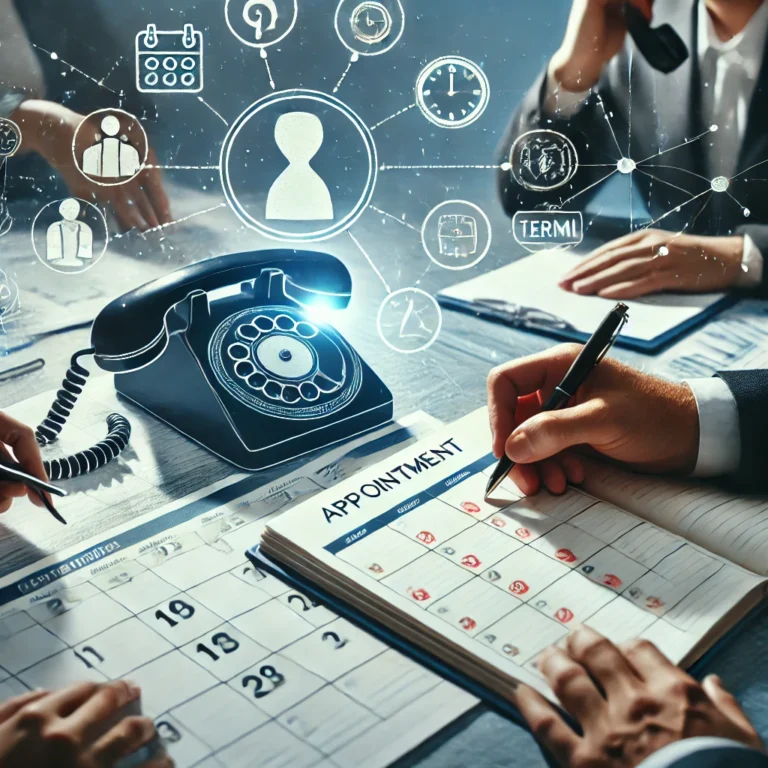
[254,316,274,333]
[299,382,320,402]
[210,306,362,419]
[236,324,260,342]
[247,372,268,391]
[295,322,318,339]
[234,361,256,379]
[227,343,250,361]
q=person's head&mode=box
[274,112,324,163]
[58,198,81,221]
[100,115,121,137]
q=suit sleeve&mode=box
[636,738,768,768]
[736,224,768,298]
[715,369,768,491]
[496,64,624,217]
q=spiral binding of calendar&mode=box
[35,348,132,481]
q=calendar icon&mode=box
[136,23,204,94]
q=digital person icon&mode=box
[46,199,93,268]
[81,115,141,179]
[265,112,334,222]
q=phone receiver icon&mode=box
[623,3,689,74]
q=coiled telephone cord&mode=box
[35,348,132,481]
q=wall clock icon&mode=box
[416,55,490,129]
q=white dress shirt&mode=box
[544,0,768,287]
[542,3,768,478]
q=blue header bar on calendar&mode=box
[0,422,423,608]
[324,452,497,555]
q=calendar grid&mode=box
[330,464,736,673]
[0,508,468,768]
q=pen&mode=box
[0,458,68,525]
[485,302,630,498]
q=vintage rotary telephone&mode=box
[34,250,394,478]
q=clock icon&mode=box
[416,56,490,129]
[350,2,392,45]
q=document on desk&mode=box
[260,408,768,707]
[438,250,727,347]
[0,410,477,768]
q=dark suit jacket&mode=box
[717,370,768,491]
[498,0,768,297]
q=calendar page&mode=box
[0,414,476,768]
[262,408,768,704]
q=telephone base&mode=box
[114,331,394,472]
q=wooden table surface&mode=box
[2,227,768,767]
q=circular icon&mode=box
[210,306,362,419]
[0,268,21,330]
[416,56,490,129]
[335,0,404,56]
[226,0,298,48]
[509,129,578,192]
[0,118,21,158]
[421,199,491,271]
[72,109,148,187]
[220,89,377,242]
[351,2,391,43]
[377,288,442,354]
[32,198,109,274]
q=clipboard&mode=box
[437,252,737,354]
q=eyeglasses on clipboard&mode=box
[468,299,578,334]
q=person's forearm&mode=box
[9,100,74,157]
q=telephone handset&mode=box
[35,250,393,477]
[623,2,689,74]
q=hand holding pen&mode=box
[0,412,67,524]
[485,304,701,497]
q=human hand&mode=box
[12,100,172,232]
[0,411,50,511]
[516,626,764,768]
[551,0,653,91]
[559,230,745,299]
[0,681,171,767]
[486,344,699,495]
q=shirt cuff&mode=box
[636,737,768,768]
[542,63,591,118]
[685,378,741,477]
[734,235,764,288]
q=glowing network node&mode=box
[711,176,729,193]
[658,246,670,256]
[617,157,635,174]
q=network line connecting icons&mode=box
[19,3,498,354]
